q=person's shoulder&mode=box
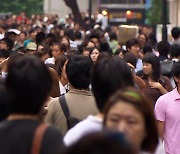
[42,126,64,154]
[158,88,175,100]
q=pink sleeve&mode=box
[154,96,166,122]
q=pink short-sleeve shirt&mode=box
[155,88,180,154]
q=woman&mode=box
[45,43,66,64]
[89,47,101,64]
[103,88,162,154]
[141,53,172,105]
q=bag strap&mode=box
[59,95,70,120]
[31,123,49,154]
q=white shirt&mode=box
[45,57,55,64]
[59,81,68,95]
[64,115,103,146]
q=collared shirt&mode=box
[155,88,180,154]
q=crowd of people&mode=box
[0,11,180,154]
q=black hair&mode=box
[0,49,10,58]
[0,79,10,121]
[91,56,134,112]
[6,55,52,115]
[0,38,13,50]
[74,31,82,40]
[171,27,180,39]
[126,38,139,51]
[157,41,170,56]
[99,40,112,54]
[143,53,160,81]
[56,55,69,77]
[171,61,180,87]
[66,55,92,89]
[143,43,153,54]
[109,32,117,41]
[170,44,180,59]
[64,131,135,154]
[36,32,46,45]
[123,52,137,68]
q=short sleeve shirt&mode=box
[155,88,180,154]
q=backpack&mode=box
[59,95,80,130]
[160,60,174,77]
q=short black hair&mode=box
[0,38,13,50]
[66,55,92,89]
[0,49,10,58]
[74,31,82,40]
[92,56,134,112]
[36,32,46,45]
[171,61,180,87]
[126,38,139,51]
[171,27,180,39]
[170,44,180,59]
[157,41,170,56]
[6,55,52,115]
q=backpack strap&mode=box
[31,123,49,154]
[59,95,70,120]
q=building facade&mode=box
[44,0,98,18]
[169,0,180,26]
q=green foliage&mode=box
[146,0,162,24]
[0,0,43,16]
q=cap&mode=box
[26,42,37,51]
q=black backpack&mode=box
[59,95,80,130]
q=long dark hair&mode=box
[143,53,160,81]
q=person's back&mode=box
[64,56,135,146]
[0,55,64,154]
[0,119,63,154]
[45,55,98,135]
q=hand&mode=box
[149,81,162,89]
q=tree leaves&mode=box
[0,0,43,16]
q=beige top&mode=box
[45,89,98,135]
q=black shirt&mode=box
[0,119,64,154]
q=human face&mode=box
[143,62,153,76]
[83,50,90,57]
[138,34,146,46]
[105,101,146,152]
[90,48,100,63]
[61,38,69,47]
[52,45,62,59]
[0,41,8,50]
[130,44,140,56]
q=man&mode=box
[64,56,135,146]
[155,61,180,154]
[0,55,64,154]
[45,55,98,135]
[126,38,143,72]
[171,27,180,45]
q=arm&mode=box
[157,120,165,141]
[149,81,168,94]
